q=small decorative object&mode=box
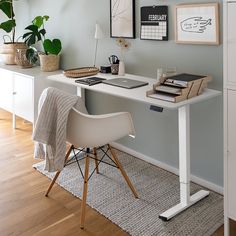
[108,54,119,75]
[63,67,99,78]
[111,63,119,75]
[141,6,168,41]
[175,3,220,45]
[23,15,62,71]
[156,68,163,82]
[116,38,131,76]
[100,65,111,73]
[110,0,135,38]
[0,0,26,65]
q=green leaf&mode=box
[32,15,49,28]
[0,0,15,18]
[23,24,43,47]
[26,47,38,64]
[43,39,62,55]
[43,15,49,21]
[0,19,15,33]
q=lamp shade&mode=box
[94,23,104,39]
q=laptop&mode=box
[103,78,148,89]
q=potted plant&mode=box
[0,0,27,64]
[23,15,62,71]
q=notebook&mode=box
[103,78,148,89]
[75,77,106,86]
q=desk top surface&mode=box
[48,72,221,109]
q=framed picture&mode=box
[110,0,135,38]
[175,3,219,45]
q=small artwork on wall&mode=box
[175,3,220,45]
[110,0,135,38]
[140,6,168,41]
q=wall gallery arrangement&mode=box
[110,2,220,46]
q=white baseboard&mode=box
[110,142,223,195]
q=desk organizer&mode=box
[146,73,212,103]
[63,67,99,78]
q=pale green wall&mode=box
[6,0,223,187]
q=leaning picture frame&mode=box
[175,3,219,45]
[110,0,135,38]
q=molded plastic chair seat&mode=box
[67,108,135,148]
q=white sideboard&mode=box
[224,1,236,235]
[0,64,76,128]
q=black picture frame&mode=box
[110,0,135,38]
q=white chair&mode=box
[45,108,138,229]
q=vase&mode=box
[118,61,125,76]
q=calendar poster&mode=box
[141,6,168,41]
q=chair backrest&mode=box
[66,108,135,148]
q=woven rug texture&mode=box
[33,148,223,236]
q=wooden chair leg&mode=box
[93,147,99,174]
[45,145,73,197]
[80,155,90,229]
[108,144,138,199]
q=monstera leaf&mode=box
[43,39,62,55]
[23,25,46,47]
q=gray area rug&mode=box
[33,149,223,236]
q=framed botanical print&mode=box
[175,3,220,45]
[110,0,135,38]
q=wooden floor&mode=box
[0,108,235,236]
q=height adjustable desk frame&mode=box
[48,73,221,221]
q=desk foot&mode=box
[159,190,209,221]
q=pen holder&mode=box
[111,63,119,75]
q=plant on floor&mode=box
[23,15,62,70]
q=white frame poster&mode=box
[110,0,135,38]
[175,3,219,45]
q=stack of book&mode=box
[146,73,212,103]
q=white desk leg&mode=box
[159,104,209,221]
[77,87,85,99]
[224,216,230,236]
[12,91,16,129]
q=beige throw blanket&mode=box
[33,87,87,172]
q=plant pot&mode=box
[39,54,60,72]
[15,48,33,68]
[0,42,27,65]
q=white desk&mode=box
[48,72,221,221]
